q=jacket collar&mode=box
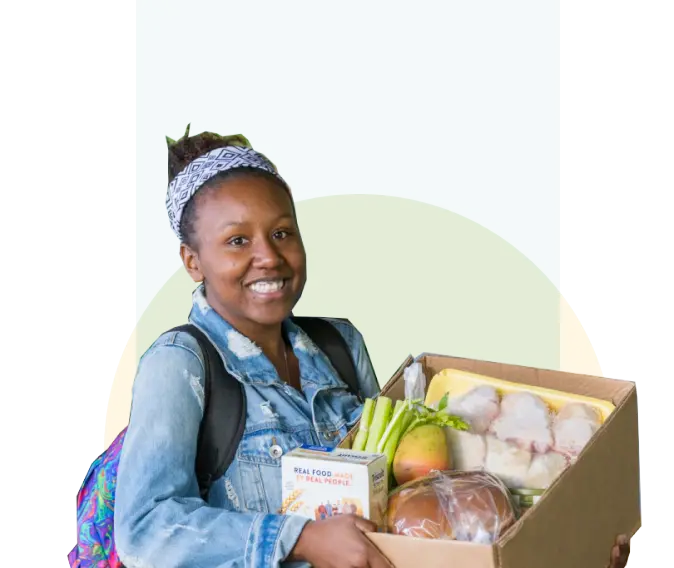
[187,284,344,390]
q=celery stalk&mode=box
[401,408,415,434]
[351,398,375,451]
[364,396,393,453]
[400,416,424,439]
[377,400,407,454]
[381,402,407,469]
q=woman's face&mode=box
[181,174,307,330]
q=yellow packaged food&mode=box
[425,368,615,423]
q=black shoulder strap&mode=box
[167,317,360,499]
[290,316,362,401]
[167,324,246,501]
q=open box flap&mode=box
[385,354,415,387]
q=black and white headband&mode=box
[165,144,287,239]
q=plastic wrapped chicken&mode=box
[444,385,500,435]
[482,436,570,490]
[524,451,569,489]
[437,386,593,492]
[553,402,602,457]
[442,386,499,472]
[446,429,487,471]
[484,436,532,488]
[490,392,554,454]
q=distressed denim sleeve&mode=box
[114,337,310,568]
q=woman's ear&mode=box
[180,243,204,283]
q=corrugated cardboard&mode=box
[341,353,641,568]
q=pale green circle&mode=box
[133,194,560,382]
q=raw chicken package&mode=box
[427,368,613,495]
[339,352,640,568]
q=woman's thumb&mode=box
[353,515,378,533]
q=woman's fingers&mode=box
[349,515,394,568]
[353,515,379,534]
[608,535,630,568]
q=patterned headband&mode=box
[165,143,288,239]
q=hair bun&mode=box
[166,124,253,183]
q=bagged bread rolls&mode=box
[386,470,517,544]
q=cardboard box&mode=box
[340,353,641,568]
[281,445,388,527]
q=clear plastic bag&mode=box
[404,362,426,403]
[385,470,518,544]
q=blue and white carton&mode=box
[281,445,388,528]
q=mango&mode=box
[392,424,452,485]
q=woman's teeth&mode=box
[249,280,285,294]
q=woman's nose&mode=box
[252,238,283,267]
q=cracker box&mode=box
[281,445,388,527]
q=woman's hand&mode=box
[608,535,630,568]
[289,514,393,568]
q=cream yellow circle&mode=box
[105,195,600,446]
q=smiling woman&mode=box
[68,126,395,568]
[180,174,306,347]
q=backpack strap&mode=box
[168,317,360,499]
[168,324,246,501]
[290,316,362,401]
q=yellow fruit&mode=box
[393,424,452,485]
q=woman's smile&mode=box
[246,277,291,300]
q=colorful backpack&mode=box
[68,318,359,567]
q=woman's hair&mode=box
[167,127,292,249]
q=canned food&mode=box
[510,488,545,511]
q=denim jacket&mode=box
[114,285,380,568]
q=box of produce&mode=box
[339,353,641,568]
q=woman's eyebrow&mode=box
[216,214,294,231]
[216,219,246,231]
[274,214,295,223]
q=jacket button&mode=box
[323,431,336,440]
[269,444,283,459]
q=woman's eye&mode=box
[273,230,290,240]
[228,236,248,247]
